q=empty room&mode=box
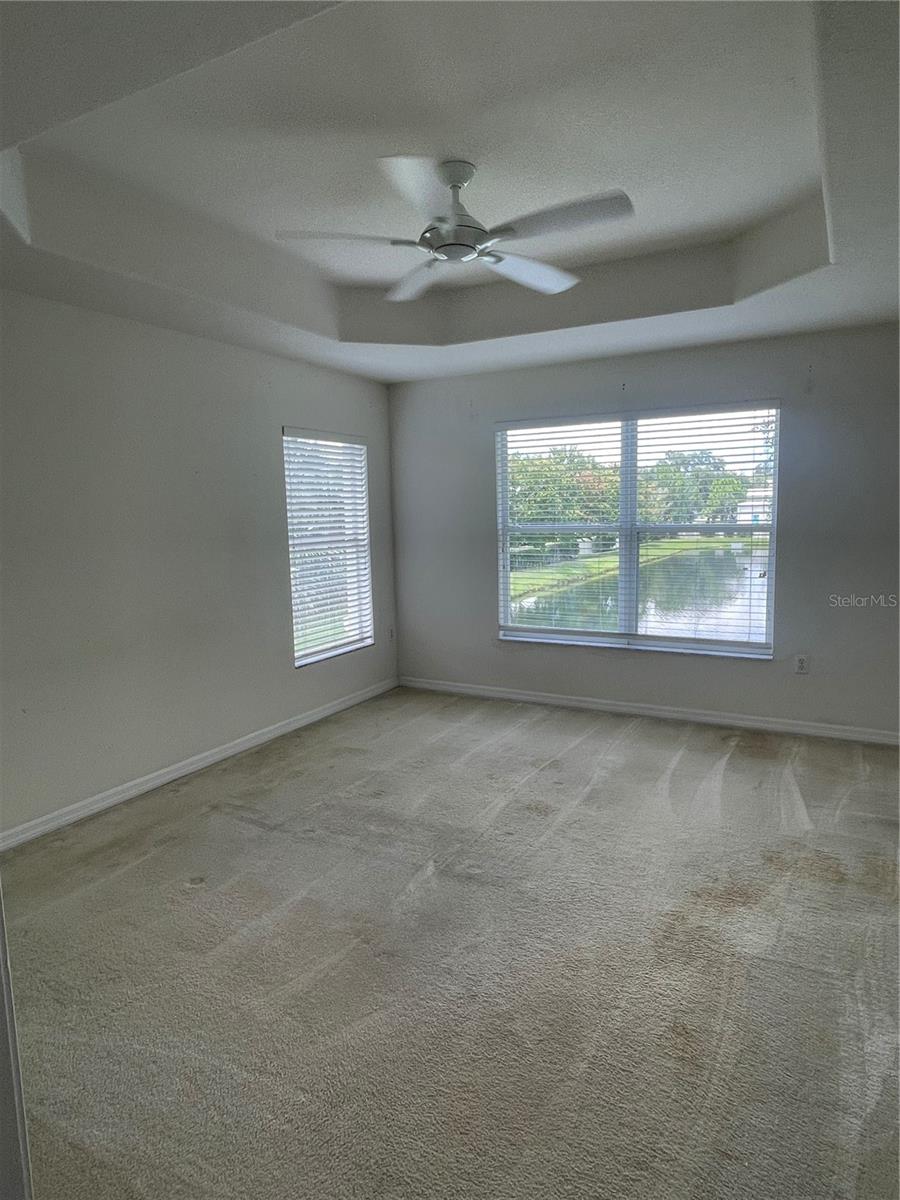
[0,2,898,1198]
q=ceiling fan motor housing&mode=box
[420,159,487,261]
[420,210,487,261]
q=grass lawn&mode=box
[508,535,760,601]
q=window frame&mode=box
[282,426,375,669]
[496,400,780,660]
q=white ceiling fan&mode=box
[275,157,633,302]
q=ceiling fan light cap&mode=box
[438,160,476,189]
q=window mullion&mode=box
[618,419,639,634]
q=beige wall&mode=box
[0,290,396,834]
[390,324,899,739]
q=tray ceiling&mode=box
[0,1,896,380]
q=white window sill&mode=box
[498,631,773,661]
[294,637,374,668]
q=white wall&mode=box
[390,324,899,740]
[0,290,396,835]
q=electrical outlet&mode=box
[794,654,810,675]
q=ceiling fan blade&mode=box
[487,190,633,244]
[480,253,579,295]
[378,156,451,224]
[385,259,443,303]
[275,230,420,247]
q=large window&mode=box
[282,428,374,667]
[496,406,779,657]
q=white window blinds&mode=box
[282,429,374,667]
[497,407,778,656]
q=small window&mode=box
[282,428,374,667]
[496,406,779,657]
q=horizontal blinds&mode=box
[631,409,776,526]
[505,421,621,528]
[283,432,374,666]
[632,528,773,645]
[497,407,778,651]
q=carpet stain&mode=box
[762,844,848,885]
[858,851,899,902]
[761,842,900,902]
[652,909,736,969]
[524,801,553,817]
[691,879,768,910]
[730,731,782,758]
[666,1020,705,1070]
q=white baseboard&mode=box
[0,678,399,853]
[399,676,898,746]
[4,672,892,853]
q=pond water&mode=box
[510,544,770,643]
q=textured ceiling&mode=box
[29,1,820,287]
[0,2,336,148]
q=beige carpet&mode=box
[2,687,898,1200]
